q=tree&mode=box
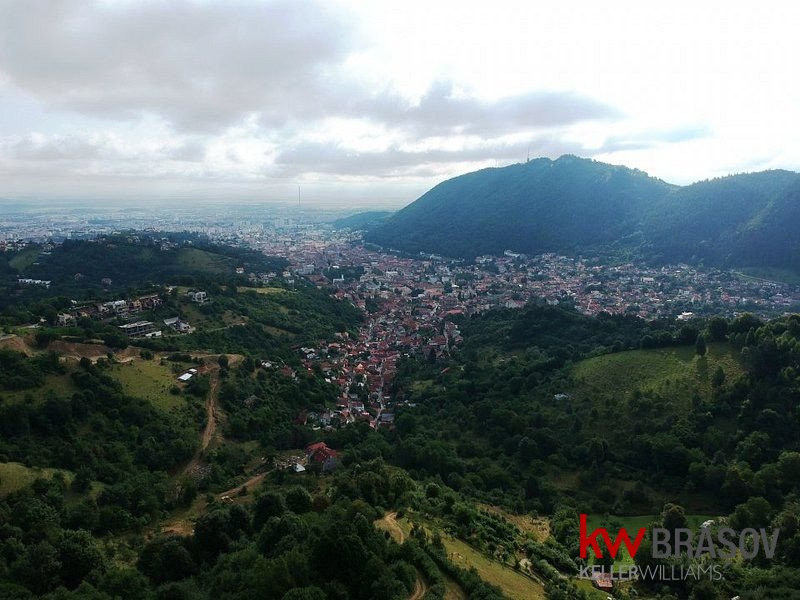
[97,568,152,600]
[281,587,326,600]
[72,467,93,493]
[193,510,234,563]
[778,452,800,488]
[35,330,57,348]
[285,487,312,514]
[218,354,229,369]
[677,325,700,345]
[707,317,728,342]
[137,536,197,584]
[695,334,707,356]
[253,492,287,529]
[57,530,105,589]
[661,503,687,531]
[711,365,725,388]
[12,541,62,595]
[731,496,773,530]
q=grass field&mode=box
[478,504,550,542]
[178,303,216,329]
[9,247,41,272]
[178,302,246,331]
[571,342,743,402]
[375,512,542,599]
[735,266,800,285]
[176,248,232,274]
[111,359,188,411]
[1,372,79,405]
[442,534,546,600]
[236,286,286,295]
[0,462,72,495]
[443,575,467,600]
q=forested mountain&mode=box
[366,156,800,273]
[1,234,287,308]
[5,235,800,599]
[332,211,392,230]
[392,304,800,598]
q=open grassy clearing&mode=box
[477,504,550,542]
[110,358,191,411]
[381,513,545,600]
[0,462,72,495]
[443,576,468,600]
[441,534,546,600]
[571,342,743,402]
[734,266,800,285]
[9,247,41,272]
[176,248,232,274]
[0,462,104,502]
[177,302,246,331]
[0,372,79,405]
[236,286,286,295]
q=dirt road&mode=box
[378,511,406,543]
[409,571,428,600]
[181,354,242,478]
[217,472,267,498]
[375,513,428,600]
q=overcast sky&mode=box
[1,0,798,206]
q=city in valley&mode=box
[3,206,799,437]
[4,3,800,598]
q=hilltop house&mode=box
[306,442,339,472]
[57,313,75,326]
[164,316,192,333]
[118,320,158,338]
[187,290,208,304]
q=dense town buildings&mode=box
[4,209,800,433]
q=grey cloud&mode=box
[597,125,711,152]
[272,137,588,178]
[168,140,207,162]
[272,123,706,178]
[3,135,110,161]
[0,0,357,132]
[0,1,617,138]
[1,133,208,168]
[350,82,620,137]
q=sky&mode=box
[1,0,799,206]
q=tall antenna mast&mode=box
[297,185,301,207]
[527,148,530,163]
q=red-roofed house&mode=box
[306,442,340,472]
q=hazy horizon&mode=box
[2,0,799,204]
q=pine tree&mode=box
[695,334,707,356]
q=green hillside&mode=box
[9,233,287,300]
[367,155,800,273]
[571,342,744,402]
[0,461,73,496]
[368,155,672,257]
[332,210,393,230]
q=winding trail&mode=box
[377,513,428,600]
[181,354,242,478]
[409,571,428,600]
[382,511,406,543]
[217,472,267,498]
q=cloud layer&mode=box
[1,0,783,202]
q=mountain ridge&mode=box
[365,156,800,272]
